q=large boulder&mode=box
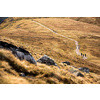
[69,68,84,77]
[0,41,18,51]
[12,50,24,60]
[18,47,37,65]
[37,55,58,66]
[24,54,37,65]
[18,47,30,54]
[62,61,70,65]
[12,50,37,65]
[0,41,37,65]
[12,49,37,65]
[78,67,89,73]
[7,44,18,51]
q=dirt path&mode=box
[32,20,87,59]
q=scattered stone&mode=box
[62,61,70,65]
[19,73,25,77]
[77,72,84,77]
[37,55,58,66]
[78,67,89,73]
[69,68,84,77]
[34,53,37,55]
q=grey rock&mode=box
[19,73,25,77]
[14,50,24,60]
[0,41,18,51]
[37,55,58,66]
[0,41,37,65]
[78,67,89,73]
[62,61,70,65]
[18,47,30,54]
[24,54,37,65]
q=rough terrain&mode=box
[0,17,100,84]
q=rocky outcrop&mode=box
[37,55,58,66]
[62,61,70,65]
[78,67,89,73]
[0,41,37,65]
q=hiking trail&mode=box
[32,20,87,59]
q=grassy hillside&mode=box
[0,49,100,84]
[70,17,100,26]
[0,17,100,84]
[34,18,100,72]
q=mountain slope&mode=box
[0,49,100,84]
[0,17,100,84]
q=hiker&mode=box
[85,54,86,57]
[83,54,84,57]
[81,53,82,56]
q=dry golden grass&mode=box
[34,17,100,74]
[70,17,100,26]
[0,17,100,84]
[0,49,100,84]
